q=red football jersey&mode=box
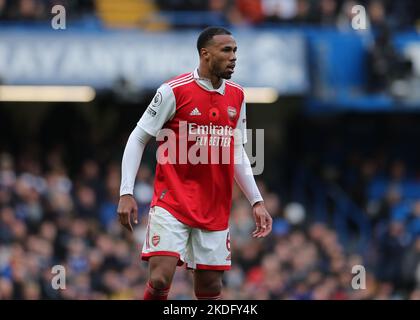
[138,70,247,230]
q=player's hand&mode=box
[252,201,272,238]
[117,194,138,232]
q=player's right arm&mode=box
[117,83,176,232]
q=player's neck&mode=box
[197,67,222,89]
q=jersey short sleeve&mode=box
[234,98,248,145]
[137,83,176,137]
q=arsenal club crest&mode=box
[152,234,160,246]
[227,106,237,121]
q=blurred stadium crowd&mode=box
[0,0,419,30]
[1,0,420,301]
[1,124,420,300]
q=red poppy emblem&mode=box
[209,108,219,121]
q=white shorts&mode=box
[141,206,231,270]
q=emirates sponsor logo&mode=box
[188,122,234,136]
[155,121,265,174]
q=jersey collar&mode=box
[193,68,226,95]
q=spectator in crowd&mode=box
[318,0,338,27]
[366,24,413,94]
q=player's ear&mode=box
[200,48,210,60]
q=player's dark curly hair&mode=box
[197,27,232,54]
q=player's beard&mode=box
[220,71,232,79]
[217,66,233,80]
[212,62,232,80]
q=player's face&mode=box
[206,35,237,79]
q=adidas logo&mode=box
[190,107,201,116]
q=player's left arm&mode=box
[233,99,272,238]
[234,144,272,238]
